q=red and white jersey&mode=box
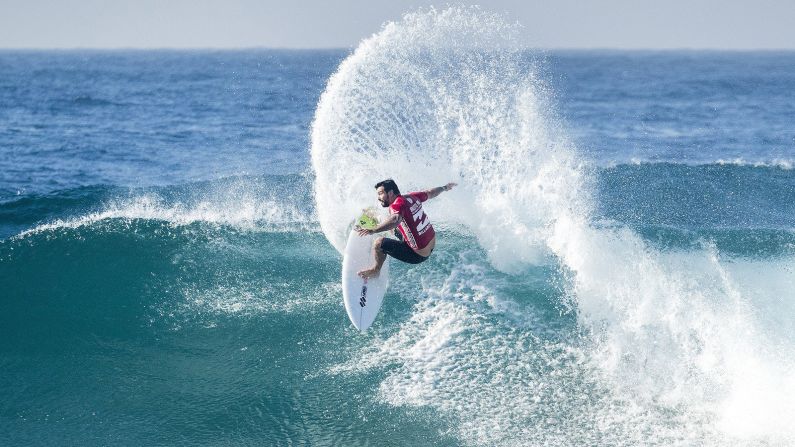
[390,191,435,250]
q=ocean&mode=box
[2,8,794,446]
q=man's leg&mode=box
[358,237,387,279]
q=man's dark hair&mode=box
[375,179,401,196]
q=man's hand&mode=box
[356,225,373,237]
[426,182,458,199]
[356,213,399,236]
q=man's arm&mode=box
[424,182,457,199]
[357,213,401,236]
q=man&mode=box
[356,179,457,278]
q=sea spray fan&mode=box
[310,6,589,270]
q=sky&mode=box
[1,0,794,50]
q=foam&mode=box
[716,158,794,170]
[331,257,738,446]
[550,225,795,422]
[153,281,340,331]
[606,158,795,170]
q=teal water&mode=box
[2,8,795,446]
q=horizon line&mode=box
[2,46,795,52]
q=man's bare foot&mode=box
[357,267,380,279]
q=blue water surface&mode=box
[1,49,794,446]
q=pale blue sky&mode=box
[1,0,794,49]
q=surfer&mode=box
[357,179,457,278]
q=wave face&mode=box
[311,7,795,446]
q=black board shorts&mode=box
[381,237,431,265]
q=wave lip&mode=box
[17,195,313,239]
[12,177,318,239]
[715,157,794,170]
[598,157,795,170]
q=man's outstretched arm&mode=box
[425,182,457,199]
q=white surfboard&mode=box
[342,212,389,331]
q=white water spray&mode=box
[311,7,587,270]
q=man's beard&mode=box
[379,200,388,207]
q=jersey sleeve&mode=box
[389,196,405,214]
[410,191,429,202]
